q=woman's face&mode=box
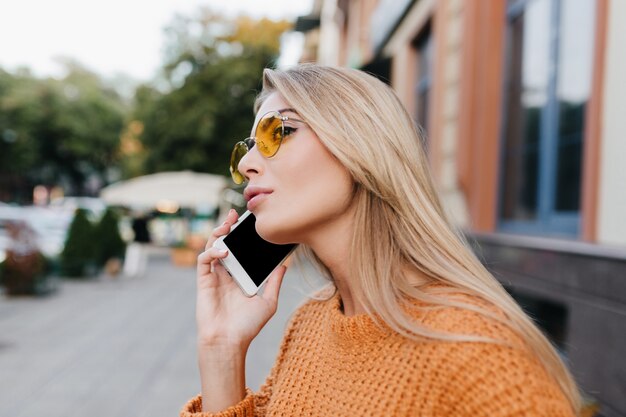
[238,92,354,245]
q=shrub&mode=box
[3,250,48,295]
[94,208,126,268]
[1,220,49,295]
[60,209,96,277]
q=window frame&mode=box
[411,24,436,153]
[413,26,433,140]
[497,0,592,237]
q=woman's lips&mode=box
[247,193,270,210]
[244,186,273,210]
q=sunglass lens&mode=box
[230,141,248,184]
[256,113,283,157]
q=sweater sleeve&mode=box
[179,389,255,417]
[439,341,576,417]
[179,304,305,417]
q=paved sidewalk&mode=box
[0,249,323,417]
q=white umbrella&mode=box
[100,171,228,210]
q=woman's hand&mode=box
[195,209,287,350]
[196,209,286,411]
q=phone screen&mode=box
[223,213,296,286]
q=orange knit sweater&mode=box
[181,290,574,417]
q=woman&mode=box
[181,64,580,416]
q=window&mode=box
[414,30,433,138]
[499,0,595,236]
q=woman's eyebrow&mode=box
[277,107,299,116]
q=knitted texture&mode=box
[181,290,574,417]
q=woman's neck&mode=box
[302,209,433,317]
[320,249,366,316]
[303,211,366,317]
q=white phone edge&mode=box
[213,211,295,297]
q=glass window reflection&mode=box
[501,0,551,221]
[555,0,595,212]
[499,0,596,236]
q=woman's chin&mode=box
[255,222,297,245]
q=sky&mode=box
[0,0,313,82]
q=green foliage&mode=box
[94,208,126,267]
[60,209,96,277]
[0,9,291,200]
[0,64,126,201]
[128,11,292,178]
[0,69,41,199]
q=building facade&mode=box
[296,0,625,415]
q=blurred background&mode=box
[0,0,624,416]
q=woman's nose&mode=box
[237,146,262,181]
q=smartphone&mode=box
[213,211,297,297]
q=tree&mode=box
[60,209,96,277]
[94,208,126,267]
[32,62,127,194]
[129,11,292,178]
[0,69,43,201]
[0,62,126,201]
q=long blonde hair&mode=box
[255,63,580,414]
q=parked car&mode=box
[0,205,71,262]
[0,206,25,264]
[49,197,106,222]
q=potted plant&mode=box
[170,240,198,267]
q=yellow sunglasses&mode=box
[230,110,306,184]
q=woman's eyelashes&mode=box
[284,126,298,136]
